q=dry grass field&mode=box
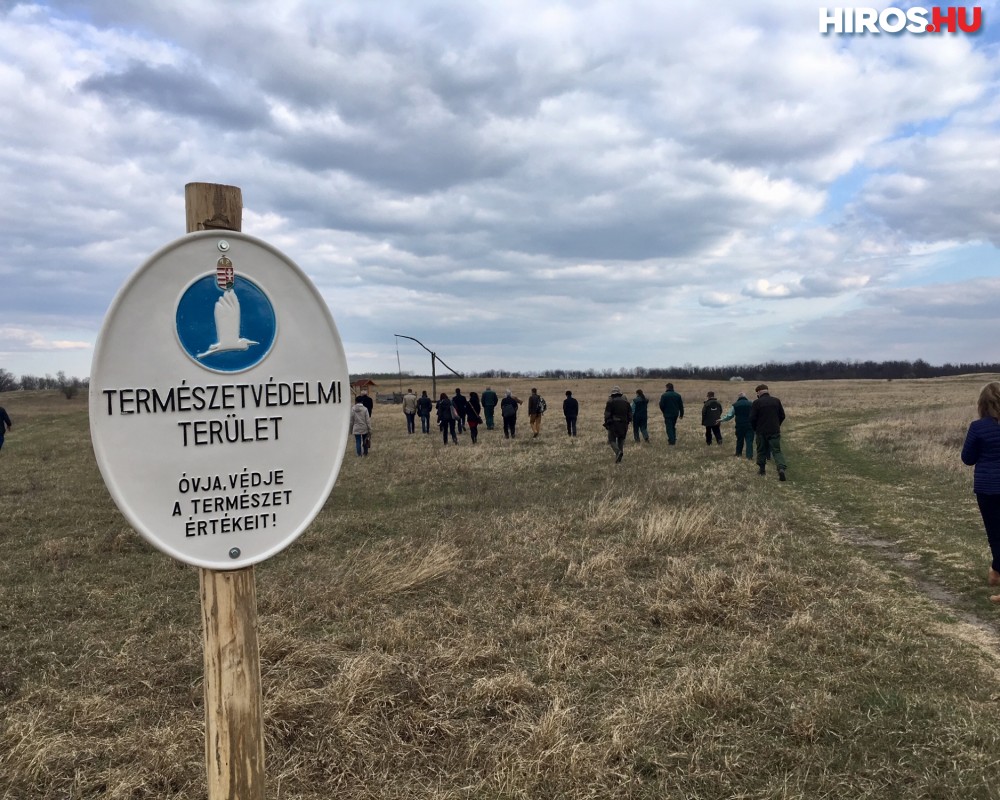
[3,376,1000,799]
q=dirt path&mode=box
[785,416,1000,665]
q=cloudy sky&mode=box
[2,1,999,380]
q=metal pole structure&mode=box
[186,182,266,800]
[394,334,464,401]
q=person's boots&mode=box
[758,464,766,476]
[778,468,786,482]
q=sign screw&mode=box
[218,240,230,252]
[229,548,241,559]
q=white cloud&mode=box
[1,0,998,378]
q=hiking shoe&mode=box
[615,450,624,463]
[778,469,786,482]
[758,465,766,476]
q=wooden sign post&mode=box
[91,181,350,799]
[186,182,265,800]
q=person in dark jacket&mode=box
[436,393,458,445]
[452,389,470,434]
[563,390,579,436]
[604,386,632,463]
[961,381,1000,602]
[481,387,499,430]
[500,390,522,439]
[416,391,433,434]
[357,389,373,416]
[631,389,650,442]
[658,383,684,445]
[749,384,787,480]
[0,405,11,452]
[721,391,754,459]
[701,391,724,445]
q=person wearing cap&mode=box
[749,384,787,480]
[721,391,754,459]
[631,389,650,443]
[701,391,724,446]
[658,382,684,445]
[604,386,632,463]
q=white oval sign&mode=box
[90,231,350,570]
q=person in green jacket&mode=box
[481,386,499,430]
[721,391,753,459]
[657,383,684,445]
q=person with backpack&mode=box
[500,389,522,439]
[528,387,546,438]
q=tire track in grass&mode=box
[781,415,1000,665]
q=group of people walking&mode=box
[602,383,787,478]
[350,382,788,480]
[305,377,1000,606]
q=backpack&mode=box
[538,397,547,413]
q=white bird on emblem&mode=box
[197,289,258,358]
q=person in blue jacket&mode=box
[961,381,1000,602]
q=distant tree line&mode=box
[0,369,88,399]
[7,359,995,400]
[355,359,1000,384]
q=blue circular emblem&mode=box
[175,275,276,373]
